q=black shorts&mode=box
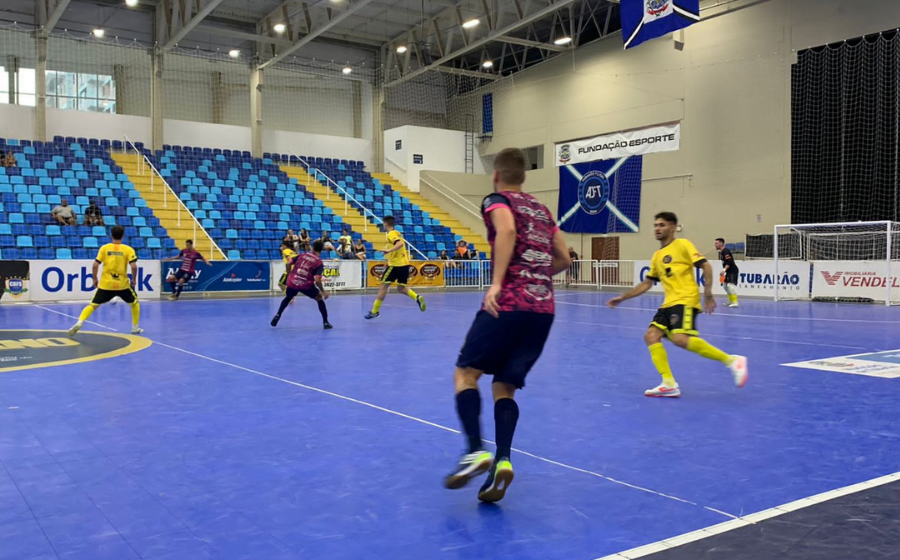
[286,286,320,300]
[382,265,410,285]
[92,287,137,305]
[723,269,738,284]
[279,272,289,287]
[174,269,192,282]
[650,305,699,337]
[456,310,555,389]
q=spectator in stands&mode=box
[454,240,471,260]
[52,200,77,226]
[284,230,300,252]
[0,151,13,168]
[299,228,311,252]
[339,229,352,248]
[84,201,105,226]
[354,239,367,260]
[320,232,336,253]
[337,238,355,259]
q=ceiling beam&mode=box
[386,0,577,86]
[44,0,72,32]
[435,66,500,80]
[195,24,293,47]
[259,0,378,69]
[164,0,228,49]
[494,35,567,52]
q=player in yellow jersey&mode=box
[69,225,143,336]
[278,239,299,292]
[365,216,426,319]
[608,212,747,397]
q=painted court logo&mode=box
[0,330,151,373]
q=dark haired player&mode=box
[715,237,739,308]
[69,225,143,336]
[444,148,572,503]
[364,215,426,319]
[271,239,332,329]
[165,240,208,301]
[608,212,747,397]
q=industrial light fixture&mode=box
[92,28,105,38]
[125,0,139,7]
[342,66,352,74]
[554,36,572,45]
[482,60,493,68]
[273,23,286,33]
[229,49,240,58]
[396,45,408,53]
[462,19,479,29]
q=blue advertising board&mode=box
[162,261,271,293]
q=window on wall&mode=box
[522,145,544,170]
[0,67,116,113]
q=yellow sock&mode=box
[648,343,677,387]
[372,299,383,313]
[78,304,98,323]
[686,337,733,365]
[728,294,738,305]
[406,288,419,301]
[131,302,140,327]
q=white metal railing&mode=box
[287,152,429,261]
[122,136,225,260]
[443,260,493,289]
[419,174,482,221]
[593,260,638,288]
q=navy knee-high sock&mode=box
[317,300,328,322]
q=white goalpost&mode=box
[774,221,900,306]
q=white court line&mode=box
[555,299,900,325]
[593,470,900,560]
[33,306,731,519]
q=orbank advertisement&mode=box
[162,261,270,293]
[634,259,810,298]
[31,260,162,302]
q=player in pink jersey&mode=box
[164,240,209,301]
[271,239,332,329]
[444,148,572,503]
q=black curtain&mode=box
[792,31,900,223]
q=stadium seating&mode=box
[269,153,486,260]
[145,146,371,261]
[0,137,177,260]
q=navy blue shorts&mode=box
[287,286,320,300]
[174,269,192,281]
[456,310,554,389]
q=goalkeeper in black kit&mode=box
[715,238,739,308]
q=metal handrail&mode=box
[419,173,482,220]
[285,153,429,260]
[122,136,226,260]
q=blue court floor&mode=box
[2,290,900,560]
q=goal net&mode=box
[774,221,900,305]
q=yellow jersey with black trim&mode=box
[282,248,298,266]
[385,229,409,267]
[648,238,706,308]
[95,242,137,291]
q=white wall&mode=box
[264,128,373,167]
[383,125,485,190]
[47,109,151,146]
[0,104,35,141]
[483,0,900,260]
[162,119,251,152]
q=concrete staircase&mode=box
[372,172,490,257]
[279,165,382,240]
[110,153,226,260]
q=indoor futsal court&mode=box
[2,290,899,560]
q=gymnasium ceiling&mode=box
[1,0,622,80]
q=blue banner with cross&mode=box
[556,156,643,234]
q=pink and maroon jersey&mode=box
[287,252,325,290]
[178,249,202,273]
[482,190,557,314]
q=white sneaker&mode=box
[645,383,681,398]
[727,303,739,308]
[67,322,83,337]
[729,355,748,387]
[131,326,144,335]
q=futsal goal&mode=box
[774,221,900,305]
